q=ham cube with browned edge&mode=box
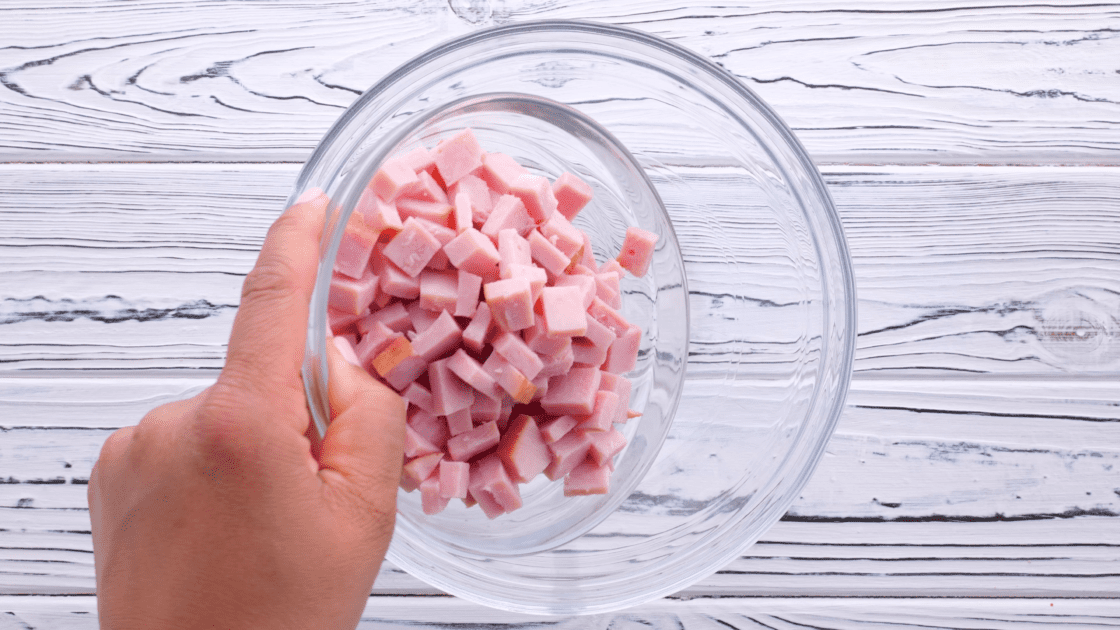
[328,266,379,316]
[334,214,380,279]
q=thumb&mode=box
[319,336,406,524]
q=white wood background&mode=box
[2,0,1119,626]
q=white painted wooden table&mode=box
[2,2,1118,627]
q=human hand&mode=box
[89,192,405,630]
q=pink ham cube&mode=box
[577,390,620,433]
[447,420,500,462]
[617,226,659,277]
[539,415,579,444]
[544,430,592,481]
[588,427,626,466]
[401,145,436,175]
[481,195,534,241]
[384,355,429,391]
[446,348,501,400]
[578,232,597,270]
[404,427,441,461]
[587,297,630,337]
[328,267,379,316]
[539,212,583,259]
[478,152,529,194]
[455,270,482,318]
[491,331,544,380]
[401,451,442,492]
[502,263,547,304]
[446,408,473,436]
[406,300,440,334]
[524,317,571,355]
[484,277,534,332]
[497,229,532,277]
[383,218,442,278]
[552,172,593,220]
[497,415,551,483]
[603,324,642,374]
[564,457,611,496]
[419,269,458,313]
[539,286,588,337]
[372,157,420,202]
[334,215,380,279]
[448,174,494,224]
[472,393,501,424]
[355,189,403,235]
[537,343,575,379]
[410,310,461,362]
[599,371,633,424]
[439,460,470,499]
[470,453,522,513]
[358,302,409,334]
[396,197,452,225]
[541,367,602,416]
[355,321,402,368]
[379,261,420,299]
[404,169,449,205]
[372,336,415,378]
[443,228,500,279]
[528,229,571,277]
[495,362,536,404]
[329,307,365,335]
[420,474,451,514]
[509,173,558,224]
[452,191,472,234]
[428,358,474,416]
[461,301,493,354]
[402,382,437,416]
[434,128,484,186]
[407,409,449,451]
[553,274,595,309]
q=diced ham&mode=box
[578,232,597,270]
[401,146,436,175]
[495,362,536,404]
[410,310,461,362]
[439,460,470,499]
[434,129,485,186]
[553,274,595,309]
[447,420,500,462]
[509,173,557,224]
[334,214,379,279]
[471,487,505,519]
[448,173,494,224]
[372,336,415,378]
[379,260,420,299]
[402,382,437,415]
[497,229,532,277]
[355,321,402,368]
[502,263,547,304]
[443,228,500,279]
[372,157,420,202]
[355,187,404,235]
[383,218,442,277]
[428,358,474,415]
[455,270,482,318]
[478,152,529,194]
[552,172,593,220]
[461,301,494,354]
[491,331,544,380]
[564,457,611,496]
[497,415,551,483]
[404,169,449,204]
[528,229,571,277]
[523,317,571,355]
[472,393,501,424]
[539,285,588,337]
[446,407,473,436]
[537,343,575,379]
[541,367,601,416]
[588,427,626,466]
[396,197,452,224]
[420,474,451,515]
[419,269,458,313]
[401,451,442,492]
[617,226,659,277]
[598,259,625,277]
[406,300,441,334]
[404,427,441,460]
[481,195,533,241]
[484,277,534,332]
[384,355,430,391]
[407,409,449,451]
[587,297,630,337]
[577,390,620,433]
[358,302,409,334]
[539,211,583,259]
[452,191,472,234]
[333,335,362,367]
[544,430,592,481]
[598,371,633,424]
[470,453,522,513]
[446,348,502,400]
[539,415,579,444]
[603,324,642,374]
[594,272,622,309]
[329,306,366,335]
[329,267,379,316]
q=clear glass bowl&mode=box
[294,20,856,615]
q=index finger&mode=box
[221,191,329,399]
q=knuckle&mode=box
[240,257,297,305]
[188,383,259,470]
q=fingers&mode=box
[317,336,405,530]
[221,191,329,401]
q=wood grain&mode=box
[0,595,1118,629]
[1,377,1115,596]
[1,1,1118,163]
[2,164,1117,376]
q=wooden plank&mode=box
[0,377,1115,596]
[0,595,1117,629]
[2,164,1118,376]
[0,2,1118,164]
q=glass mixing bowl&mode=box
[294,20,856,615]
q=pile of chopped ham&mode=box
[326,128,659,518]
